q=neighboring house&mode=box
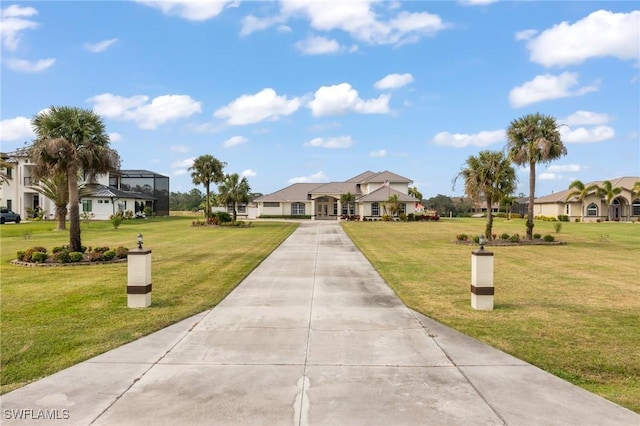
[255,170,418,220]
[533,176,640,222]
[0,149,169,220]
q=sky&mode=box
[1,0,638,199]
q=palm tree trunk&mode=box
[205,184,210,219]
[56,206,67,231]
[233,201,237,222]
[527,160,535,239]
[68,166,82,252]
[485,196,494,240]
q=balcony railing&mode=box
[23,176,39,186]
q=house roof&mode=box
[535,176,640,204]
[345,170,377,182]
[359,170,413,184]
[81,184,156,200]
[310,182,361,196]
[254,183,320,202]
[357,186,417,203]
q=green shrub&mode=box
[533,233,542,239]
[93,246,110,253]
[52,246,66,253]
[472,235,480,244]
[111,215,123,229]
[575,218,581,223]
[102,250,116,261]
[16,251,25,261]
[399,213,407,221]
[214,211,232,223]
[86,251,104,262]
[554,222,563,233]
[69,252,84,262]
[543,234,555,242]
[382,214,391,221]
[52,250,71,263]
[31,252,48,263]
[509,233,520,243]
[407,213,415,221]
[22,247,47,262]
[500,232,510,240]
[456,234,469,241]
[511,213,523,219]
[115,246,129,259]
[144,206,153,217]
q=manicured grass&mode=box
[0,217,297,394]
[342,218,640,413]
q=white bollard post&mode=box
[127,234,152,308]
[471,244,494,310]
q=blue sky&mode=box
[1,1,638,198]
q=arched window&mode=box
[291,202,305,216]
[632,199,640,216]
[586,203,598,217]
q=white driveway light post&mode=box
[471,235,494,310]
[127,233,152,308]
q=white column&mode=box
[127,248,152,308]
[471,249,494,310]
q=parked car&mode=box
[0,208,21,224]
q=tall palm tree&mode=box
[189,154,226,219]
[340,192,356,217]
[33,173,69,231]
[565,180,599,223]
[631,181,640,198]
[217,173,251,222]
[596,180,622,221]
[454,150,516,240]
[31,106,118,251]
[408,186,423,203]
[506,112,567,239]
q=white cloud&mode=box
[170,144,189,153]
[559,125,615,144]
[88,93,202,129]
[370,149,387,157]
[0,116,34,141]
[515,29,537,41]
[508,72,599,108]
[108,132,122,142]
[374,73,414,90]
[4,58,55,72]
[288,171,329,184]
[561,110,610,126]
[241,169,256,178]
[171,157,195,169]
[431,129,504,148]
[84,38,118,53]
[307,83,390,117]
[214,88,301,125]
[248,1,448,46]
[295,36,342,55]
[524,10,640,67]
[135,0,236,21]
[546,164,583,173]
[459,0,499,5]
[240,14,285,36]
[304,136,353,149]
[0,4,38,51]
[223,136,248,147]
[539,172,562,180]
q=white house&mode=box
[1,149,168,221]
[255,170,418,220]
[533,176,640,222]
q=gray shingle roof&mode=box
[81,184,156,200]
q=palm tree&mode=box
[565,180,599,223]
[384,194,401,217]
[500,195,515,221]
[454,150,516,240]
[632,181,640,198]
[506,112,567,239]
[1,159,13,185]
[596,180,622,221]
[33,173,69,231]
[189,154,226,219]
[217,173,251,222]
[340,192,356,217]
[30,106,118,251]
[408,186,423,203]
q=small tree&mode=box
[33,173,69,230]
[217,173,251,222]
[189,154,226,219]
[384,194,401,217]
[565,180,599,223]
[340,192,356,216]
[595,180,622,221]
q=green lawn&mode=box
[0,217,297,394]
[342,218,640,413]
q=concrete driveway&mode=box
[2,221,638,425]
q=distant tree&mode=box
[596,180,622,221]
[169,188,204,211]
[506,112,567,239]
[31,106,119,251]
[340,192,356,216]
[424,194,455,216]
[500,195,515,220]
[217,173,251,222]
[189,155,226,218]
[408,186,423,202]
[454,150,516,240]
[565,180,599,223]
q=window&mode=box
[264,202,280,208]
[333,201,338,215]
[6,167,11,178]
[633,199,640,216]
[586,203,598,217]
[565,204,570,215]
[399,203,406,215]
[372,202,380,217]
[238,205,246,213]
[291,202,305,215]
[82,200,93,212]
[6,200,12,210]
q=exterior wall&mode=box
[258,201,312,217]
[0,157,56,219]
